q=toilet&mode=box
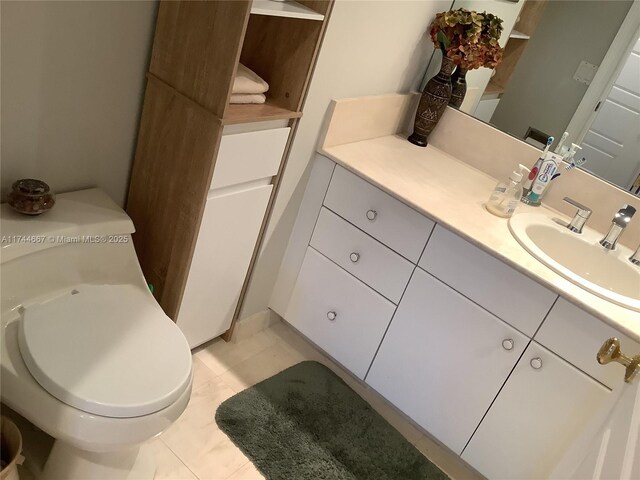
[0,188,193,480]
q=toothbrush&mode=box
[551,157,587,180]
[542,135,554,157]
[566,156,587,171]
[554,131,569,154]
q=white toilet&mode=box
[0,188,193,480]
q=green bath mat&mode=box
[215,361,448,480]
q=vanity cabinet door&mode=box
[366,268,528,454]
[420,225,557,337]
[285,247,396,379]
[462,341,610,480]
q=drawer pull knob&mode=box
[530,357,543,370]
[502,339,514,351]
[327,311,337,321]
[350,252,360,263]
[366,209,378,221]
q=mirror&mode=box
[424,1,639,195]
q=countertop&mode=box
[321,134,640,342]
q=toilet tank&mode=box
[1,189,145,315]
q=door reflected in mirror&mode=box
[425,1,639,195]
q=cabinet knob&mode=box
[502,339,514,351]
[350,252,360,263]
[366,209,378,221]
[530,357,543,370]
[597,337,640,384]
[327,311,337,321]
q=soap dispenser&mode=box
[486,164,529,218]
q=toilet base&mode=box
[41,440,156,480]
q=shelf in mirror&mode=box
[484,82,506,95]
[509,30,531,40]
[250,1,325,21]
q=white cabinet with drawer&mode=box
[367,267,529,454]
[420,225,557,337]
[462,341,610,480]
[285,247,396,379]
[178,127,289,347]
[271,154,635,480]
[324,166,434,262]
[310,208,414,303]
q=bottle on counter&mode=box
[486,164,529,218]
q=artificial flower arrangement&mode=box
[430,8,504,71]
[407,8,505,147]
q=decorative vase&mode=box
[449,67,467,108]
[408,51,455,147]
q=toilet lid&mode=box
[18,284,192,418]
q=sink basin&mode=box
[509,212,640,311]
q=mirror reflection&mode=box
[426,1,639,195]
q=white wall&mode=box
[241,0,452,319]
[1,1,157,206]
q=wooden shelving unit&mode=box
[127,0,333,341]
[486,0,548,94]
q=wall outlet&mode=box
[573,61,598,85]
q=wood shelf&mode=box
[509,30,530,40]
[223,100,302,125]
[250,0,324,21]
[484,81,506,95]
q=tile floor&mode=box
[153,319,484,480]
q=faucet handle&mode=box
[563,197,592,233]
[614,205,636,226]
[630,244,640,266]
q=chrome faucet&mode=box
[631,245,640,266]
[599,205,636,250]
[563,197,592,234]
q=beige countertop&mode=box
[321,134,640,342]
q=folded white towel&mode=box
[232,64,269,95]
[229,93,266,104]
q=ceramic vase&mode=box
[449,67,467,109]
[408,51,455,147]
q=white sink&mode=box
[509,212,640,311]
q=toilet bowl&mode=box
[0,188,193,480]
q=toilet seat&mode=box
[18,284,192,418]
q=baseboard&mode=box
[231,309,279,342]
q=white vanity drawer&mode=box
[211,127,290,190]
[535,298,640,389]
[419,225,557,337]
[323,166,434,262]
[285,247,396,379]
[310,208,414,304]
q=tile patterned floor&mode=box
[154,320,484,480]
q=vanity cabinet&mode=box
[461,341,610,479]
[271,155,633,480]
[366,267,529,454]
